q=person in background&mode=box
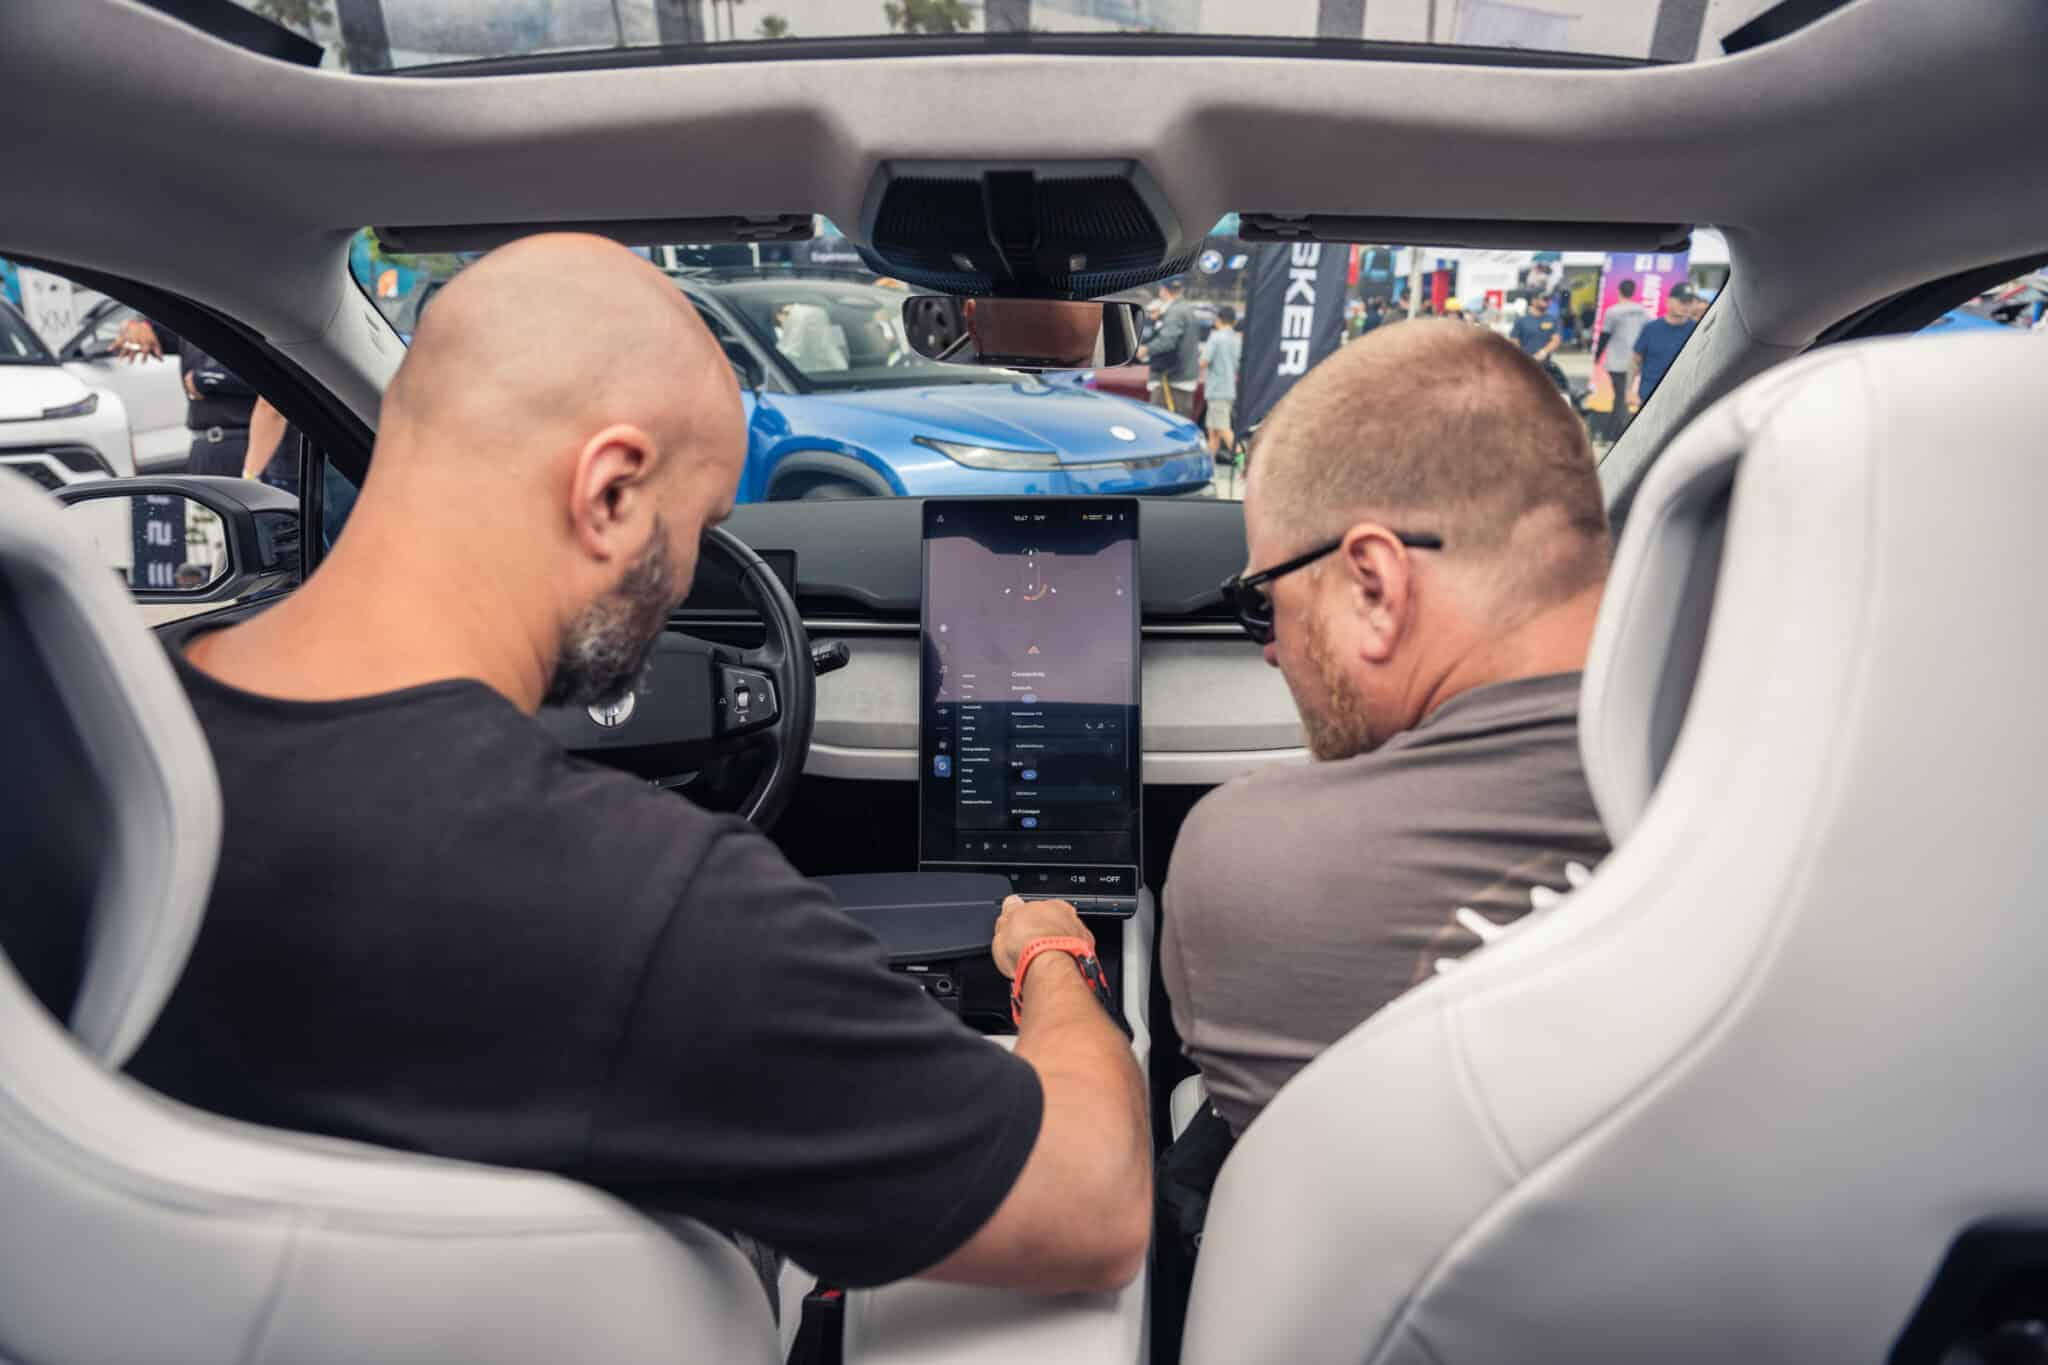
[1594,279,1650,443]
[1629,282,1702,412]
[1140,277,1201,416]
[1509,292,1562,363]
[110,314,291,489]
[1199,305,1242,460]
[181,337,271,478]
[1358,297,1388,336]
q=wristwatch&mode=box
[1011,935,1125,1033]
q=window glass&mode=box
[232,0,1786,73]
[350,225,1729,503]
[1918,268,2048,338]
[0,257,322,618]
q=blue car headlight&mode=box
[915,436,1062,471]
[41,392,99,420]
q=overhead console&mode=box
[856,160,1200,299]
[920,499,1142,912]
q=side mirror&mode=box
[722,341,765,394]
[900,297,1143,371]
[55,477,301,603]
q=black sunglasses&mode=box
[1219,531,1444,644]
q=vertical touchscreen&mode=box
[919,498,1141,904]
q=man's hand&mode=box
[116,317,162,362]
[993,895,1094,978]
[1626,382,1641,408]
[183,372,201,401]
[932,893,1149,1294]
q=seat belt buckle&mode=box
[788,1281,844,1365]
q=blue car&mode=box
[676,274,1212,502]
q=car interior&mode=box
[3,0,2048,1361]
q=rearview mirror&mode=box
[900,297,1142,371]
[56,477,301,603]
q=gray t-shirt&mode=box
[1161,672,1609,1135]
[1598,301,1649,373]
[1201,330,1242,403]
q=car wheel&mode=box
[793,478,870,501]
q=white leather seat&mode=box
[1182,331,2048,1364]
[0,478,778,1365]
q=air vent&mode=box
[858,160,1194,298]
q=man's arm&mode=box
[1538,329,1562,362]
[1628,332,1648,405]
[927,896,1151,1293]
[244,398,288,480]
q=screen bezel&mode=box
[916,496,1143,900]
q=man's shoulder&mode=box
[1179,675,1589,849]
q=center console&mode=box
[796,499,1153,1365]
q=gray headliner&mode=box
[4,0,2045,489]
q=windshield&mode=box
[235,0,1786,72]
[348,225,1730,505]
[0,303,55,365]
[712,280,1014,390]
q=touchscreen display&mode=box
[919,498,1141,902]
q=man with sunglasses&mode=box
[1154,321,1613,1336]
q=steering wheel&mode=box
[536,527,816,828]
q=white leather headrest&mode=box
[1581,330,2047,842]
[0,477,221,1065]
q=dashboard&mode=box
[677,496,1306,786]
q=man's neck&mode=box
[1412,582,1602,723]
[184,508,557,714]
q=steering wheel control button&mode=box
[715,665,778,732]
[587,692,636,728]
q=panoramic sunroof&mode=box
[225,0,1791,74]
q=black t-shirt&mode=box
[129,653,1044,1287]
[178,338,258,430]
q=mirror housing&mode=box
[900,297,1142,371]
[55,476,301,604]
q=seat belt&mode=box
[786,1279,845,1365]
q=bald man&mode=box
[128,236,1149,1301]
[1165,320,1615,1139]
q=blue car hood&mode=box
[802,379,1200,461]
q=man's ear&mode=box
[1340,524,1414,664]
[568,423,658,562]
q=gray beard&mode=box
[543,519,677,709]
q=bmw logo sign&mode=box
[589,692,637,728]
[1110,425,1137,442]
[1197,249,1224,274]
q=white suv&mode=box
[0,298,135,488]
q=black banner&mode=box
[1236,241,1354,433]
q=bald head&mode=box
[1254,318,1608,616]
[381,233,730,472]
[337,234,748,712]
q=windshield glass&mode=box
[0,303,55,365]
[236,0,1788,71]
[348,225,1728,505]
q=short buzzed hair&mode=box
[1255,319,1608,611]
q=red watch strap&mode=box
[1010,936,1098,1026]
